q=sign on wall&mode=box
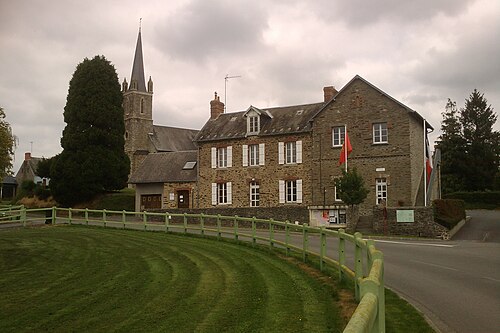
[396,209,414,223]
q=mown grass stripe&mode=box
[0,226,343,332]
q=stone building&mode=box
[125,29,439,229]
[122,28,198,175]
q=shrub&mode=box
[443,191,500,209]
[433,199,466,229]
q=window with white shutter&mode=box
[211,183,217,205]
[279,180,285,203]
[296,179,303,203]
[242,145,248,167]
[211,147,217,169]
[278,142,285,165]
[296,140,302,164]
[259,143,265,166]
[227,146,232,168]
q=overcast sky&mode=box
[1,0,499,173]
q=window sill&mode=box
[372,142,388,146]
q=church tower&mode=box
[122,27,153,174]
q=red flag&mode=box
[425,136,433,184]
[339,130,353,166]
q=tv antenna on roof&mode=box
[224,74,241,112]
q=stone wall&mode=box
[197,134,313,208]
[310,78,424,215]
[149,206,310,227]
[372,206,449,238]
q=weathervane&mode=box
[224,74,241,113]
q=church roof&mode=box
[130,29,147,92]
[195,102,324,142]
[128,151,198,184]
[150,125,199,152]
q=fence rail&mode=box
[1,205,385,333]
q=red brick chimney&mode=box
[323,86,338,102]
[210,92,224,119]
[24,152,31,161]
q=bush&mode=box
[433,199,466,229]
[443,191,500,209]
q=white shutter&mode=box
[242,145,248,167]
[259,143,265,166]
[211,147,217,169]
[211,183,217,205]
[296,140,302,164]
[227,146,232,168]
[227,182,232,204]
[278,142,284,165]
[296,179,303,203]
[279,180,285,204]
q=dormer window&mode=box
[248,115,260,134]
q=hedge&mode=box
[443,191,500,209]
[433,199,466,229]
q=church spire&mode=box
[129,22,147,92]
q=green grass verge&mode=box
[0,226,343,332]
[90,188,135,211]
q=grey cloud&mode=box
[153,0,269,62]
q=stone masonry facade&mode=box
[311,78,429,216]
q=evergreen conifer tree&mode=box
[50,56,130,206]
[460,90,499,191]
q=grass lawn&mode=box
[0,226,344,332]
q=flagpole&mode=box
[423,119,427,206]
[345,129,348,172]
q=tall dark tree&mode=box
[50,56,130,206]
[460,90,499,191]
[437,99,467,193]
[0,107,16,182]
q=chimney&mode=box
[25,152,31,161]
[323,86,338,102]
[210,92,224,119]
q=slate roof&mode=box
[128,151,198,184]
[195,102,324,143]
[2,175,17,185]
[130,29,147,92]
[150,125,199,152]
[312,75,434,130]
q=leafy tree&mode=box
[50,55,130,206]
[36,156,55,180]
[460,90,499,191]
[335,167,369,206]
[0,107,16,182]
[335,167,369,232]
[437,99,467,193]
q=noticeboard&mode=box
[396,209,414,223]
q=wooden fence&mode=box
[0,205,385,333]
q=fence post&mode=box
[143,211,147,230]
[252,217,257,247]
[85,208,89,226]
[269,219,274,250]
[200,213,204,236]
[217,214,221,240]
[302,223,309,262]
[285,220,290,256]
[21,206,27,227]
[183,213,188,234]
[354,232,363,301]
[122,210,126,229]
[338,229,346,282]
[51,206,56,225]
[367,239,375,270]
[103,209,107,228]
[69,208,72,225]
[165,212,170,233]
[320,227,326,272]
[234,216,239,241]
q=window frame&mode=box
[249,144,259,166]
[286,180,297,203]
[376,178,387,205]
[217,183,228,204]
[249,181,260,207]
[217,147,227,168]
[373,122,388,144]
[285,141,297,164]
[248,115,260,134]
[332,126,346,147]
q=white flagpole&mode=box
[423,119,427,206]
[345,129,348,172]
